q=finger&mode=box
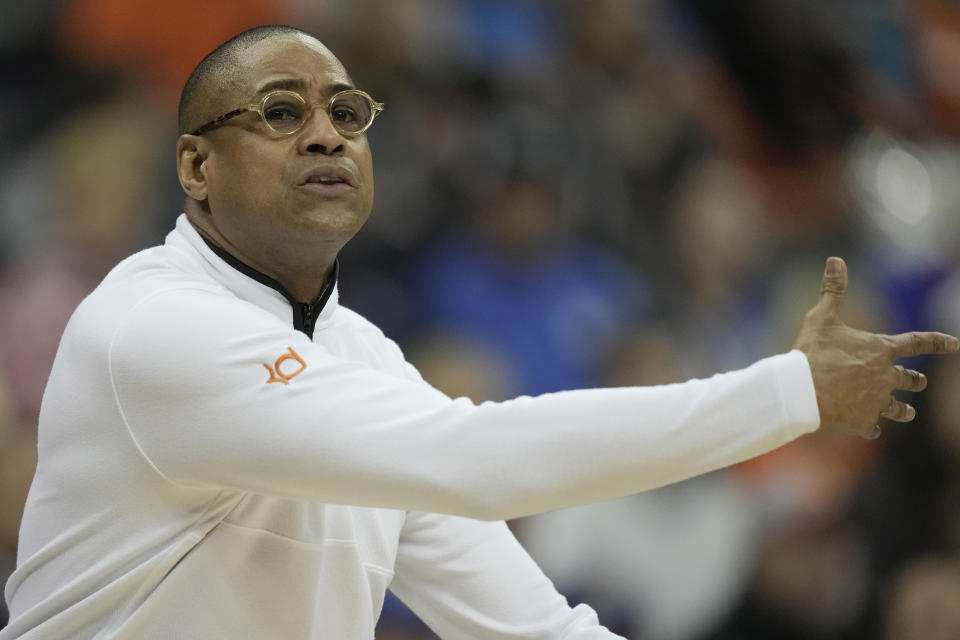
[880,396,916,423]
[893,365,927,392]
[888,331,960,359]
[812,256,847,318]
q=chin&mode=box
[296,205,370,241]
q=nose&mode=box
[296,106,345,156]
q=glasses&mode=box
[190,89,384,138]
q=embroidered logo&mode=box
[264,347,307,385]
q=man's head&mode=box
[176,26,375,291]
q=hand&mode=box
[792,257,959,439]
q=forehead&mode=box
[233,34,353,98]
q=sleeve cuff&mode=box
[773,349,821,437]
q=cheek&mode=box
[356,142,375,204]
[210,147,280,206]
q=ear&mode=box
[176,134,211,201]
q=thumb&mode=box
[814,256,847,317]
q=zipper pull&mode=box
[302,302,314,331]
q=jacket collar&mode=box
[166,214,339,338]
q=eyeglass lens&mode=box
[262,92,374,136]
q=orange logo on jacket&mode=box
[264,347,307,384]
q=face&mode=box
[184,34,375,265]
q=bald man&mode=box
[2,25,956,640]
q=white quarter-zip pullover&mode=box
[2,215,820,639]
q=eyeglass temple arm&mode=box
[190,107,253,136]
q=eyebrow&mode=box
[254,78,355,97]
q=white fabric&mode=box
[2,215,820,639]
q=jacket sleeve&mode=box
[391,511,625,639]
[109,287,819,520]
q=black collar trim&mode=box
[200,236,338,339]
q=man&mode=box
[1,25,956,639]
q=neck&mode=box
[186,209,338,303]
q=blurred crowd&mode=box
[2,0,960,638]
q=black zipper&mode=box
[297,301,316,337]
[201,237,337,340]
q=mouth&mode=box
[296,166,358,194]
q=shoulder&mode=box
[67,246,255,351]
[100,242,226,297]
[322,305,423,382]
[332,305,389,338]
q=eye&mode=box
[261,93,306,128]
[330,105,358,123]
[264,102,302,122]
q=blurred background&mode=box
[1,0,960,638]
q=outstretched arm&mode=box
[109,289,818,520]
